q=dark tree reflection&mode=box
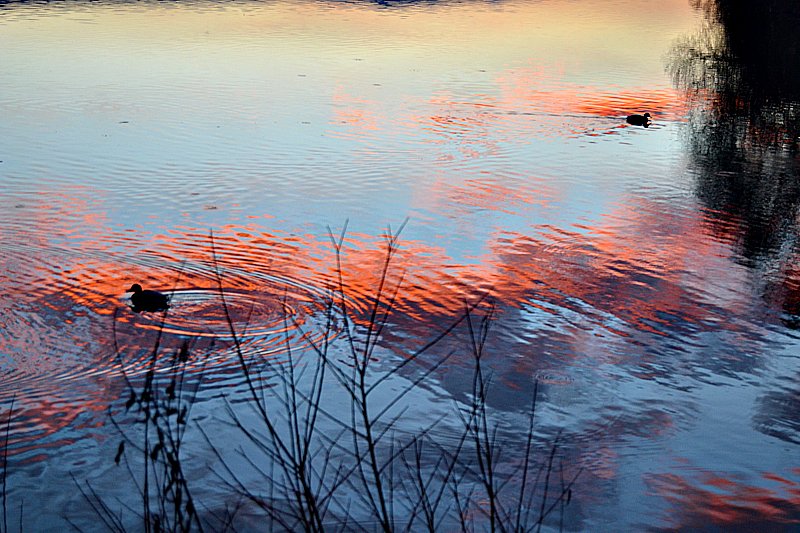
[669,0,800,322]
[670,1,800,452]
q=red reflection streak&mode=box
[1,381,119,458]
[407,65,690,157]
[585,447,618,481]
[329,88,383,141]
[0,185,758,457]
[488,199,745,342]
[42,196,742,363]
[421,173,555,219]
[649,470,800,527]
[420,93,503,158]
[574,89,691,121]
[496,64,690,126]
[495,63,567,107]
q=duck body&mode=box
[626,112,651,127]
[127,283,170,312]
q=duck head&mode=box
[126,283,143,294]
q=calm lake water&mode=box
[1,0,799,530]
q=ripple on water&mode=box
[0,214,365,457]
[112,278,341,376]
[4,277,341,392]
[120,283,328,337]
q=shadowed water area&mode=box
[1,0,799,530]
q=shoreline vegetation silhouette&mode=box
[3,226,580,532]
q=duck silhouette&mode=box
[127,283,170,312]
[626,112,651,127]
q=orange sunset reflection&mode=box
[496,64,691,136]
[0,163,767,460]
[649,470,800,529]
[2,189,750,376]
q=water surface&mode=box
[1,0,799,530]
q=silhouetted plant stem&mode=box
[77,223,582,532]
[2,396,13,533]
[211,230,335,531]
[80,278,209,532]
[464,305,500,533]
[515,380,539,532]
[536,433,559,533]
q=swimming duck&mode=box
[626,112,651,127]
[126,283,170,312]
